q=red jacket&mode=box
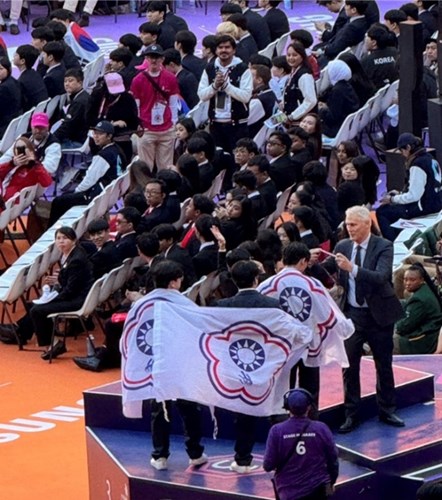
[0,160,52,201]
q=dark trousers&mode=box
[376,203,421,241]
[234,413,256,466]
[151,399,204,460]
[343,306,396,419]
[103,318,124,368]
[290,360,320,419]
[17,298,86,346]
[209,122,249,154]
[49,192,89,226]
[298,483,328,500]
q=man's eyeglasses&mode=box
[267,141,283,146]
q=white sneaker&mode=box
[150,457,168,470]
[230,461,252,473]
[189,453,208,467]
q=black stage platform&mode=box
[84,355,442,500]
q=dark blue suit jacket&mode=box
[330,235,403,326]
[217,289,280,309]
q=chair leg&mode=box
[3,304,24,351]
[49,317,66,363]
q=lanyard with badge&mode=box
[143,71,169,125]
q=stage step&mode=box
[336,400,442,476]
[83,358,434,438]
[86,427,378,500]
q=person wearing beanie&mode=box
[263,389,339,500]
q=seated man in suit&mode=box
[114,207,141,260]
[247,154,277,215]
[152,223,196,290]
[180,194,216,257]
[175,30,206,81]
[83,218,122,279]
[192,214,220,279]
[233,169,268,221]
[187,137,216,193]
[137,179,177,234]
[267,131,296,192]
[217,260,280,473]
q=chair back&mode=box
[380,80,399,113]
[16,108,35,137]
[45,95,62,120]
[0,116,21,153]
[204,170,226,199]
[276,32,289,56]
[186,101,209,128]
[98,265,123,304]
[173,198,191,229]
[33,98,50,114]
[258,39,278,59]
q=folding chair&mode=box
[45,95,62,120]
[258,39,278,59]
[0,116,21,154]
[173,198,191,229]
[33,98,50,115]
[47,275,107,363]
[204,170,226,200]
[276,32,290,56]
[16,108,35,137]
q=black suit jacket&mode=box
[163,243,196,289]
[268,155,296,192]
[324,17,368,61]
[158,22,177,50]
[56,245,94,302]
[329,235,403,326]
[177,68,199,109]
[165,11,189,33]
[182,54,206,82]
[138,203,178,234]
[236,35,258,65]
[244,8,271,50]
[19,69,48,111]
[217,289,280,309]
[258,179,277,215]
[43,64,66,98]
[115,232,138,260]
[192,243,218,279]
[321,6,348,44]
[0,76,22,138]
[264,7,290,42]
[89,241,122,279]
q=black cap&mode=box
[92,120,114,135]
[144,44,164,57]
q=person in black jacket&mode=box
[163,48,199,111]
[13,44,48,112]
[49,121,124,224]
[236,0,271,50]
[46,20,81,71]
[267,131,297,192]
[192,214,220,279]
[137,179,178,234]
[247,155,278,215]
[0,57,22,139]
[187,137,216,193]
[83,218,122,280]
[153,223,196,290]
[164,1,189,33]
[229,13,258,65]
[175,30,206,82]
[107,47,137,89]
[318,59,360,138]
[259,0,290,42]
[217,260,280,473]
[314,0,348,49]
[42,41,66,98]
[1,227,94,358]
[146,1,176,49]
[114,207,141,260]
[53,67,90,148]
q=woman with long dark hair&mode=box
[395,263,442,354]
[174,117,197,164]
[221,195,258,250]
[299,112,322,160]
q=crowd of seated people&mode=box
[1,1,442,465]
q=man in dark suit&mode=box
[323,206,405,432]
[164,1,189,33]
[232,0,271,50]
[217,260,280,473]
[259,0,290,42]
[114,207,141,260]
[146,1,176,49]
[175,30,206,82]
[247,155,277,215]
[321,0,370,62]
[314,0,348,49]
[163,48,199,110]
[192,214,219,279]
[229,13,258,65]
[180,194,216,257]
[267,131,297,192]
[153,223,196,290]
[138,179,177,234]
[42,41,66,98]
[14,44,48,112]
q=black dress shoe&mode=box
[41,342,67,361]
[73,355,102,372]
[379,413,405,427]
[338,417,360,434]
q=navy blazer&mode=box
[330,235,403,326]
[217,289,280,309]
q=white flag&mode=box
[152,303,312,417]
[120,289,197,417]
[258,268,354,367]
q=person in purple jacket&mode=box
[263,389,339,500]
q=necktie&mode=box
[355,245,364,306]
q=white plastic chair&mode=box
[276,32,290,56]
[33,98,50,115]
[258,39,278,59]
[16,108,35,137]
[173,198,191,229]
[380,80,399,113]
[47,275,106,362]
[186,101,209,128]
[204,170,226,200]
[0,116,21,153]
[83,53,106,93]
[45,95,62,120]
[322,111,357,150]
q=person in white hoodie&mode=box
[198,34,252,154]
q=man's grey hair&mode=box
[345,205,371,221]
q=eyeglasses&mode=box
[115,219,128,224]
[267,141,283,146]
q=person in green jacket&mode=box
[395,263,442,354]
